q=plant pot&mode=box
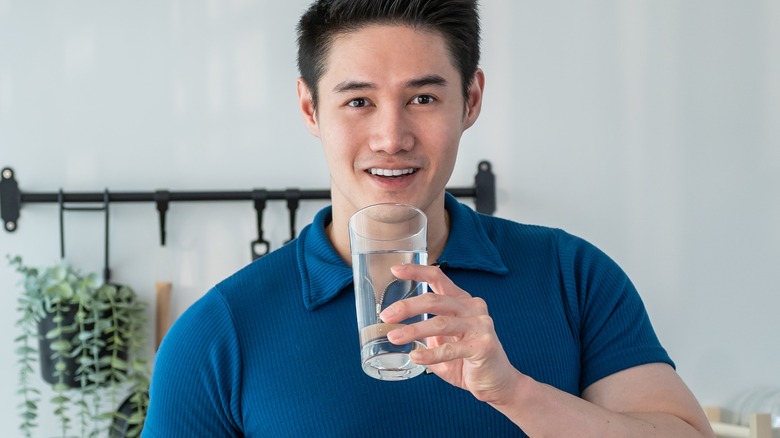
[110,390,149,437]
[38,305,129,389]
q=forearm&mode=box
[489,371,713,438]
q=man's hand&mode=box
[380,263,522,405]
[379,264,715,438]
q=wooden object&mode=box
[704,406,773,438]
[155,281,173,351]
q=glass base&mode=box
[361,338,426,381]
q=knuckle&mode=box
[438,342,456,361]
[391,299,408,313]
[429,268,449,287]
[474,313,492,325]
[422,292,441,305]
[477,331,495,345]
[430,315,451,330]
[400,324,417,338]
[474,314,495,330]
[469,297,488,313]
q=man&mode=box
[143,1,715,436]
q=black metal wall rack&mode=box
[1,161,495,266]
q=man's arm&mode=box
[491,362,714,437]
[382,263,714,438]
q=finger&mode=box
[387,313,493,345]
[390,263,470,298]
[380,292,487,323]
[409,340,481,366]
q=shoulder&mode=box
[146,287,243,434]
[471,209,596,271]
[217,241,300,296]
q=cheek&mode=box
[319,111,366,143]
[415,115,463,152]
[318,119,352,155]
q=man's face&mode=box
[298,24,482,222]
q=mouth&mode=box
[367,168,418,177]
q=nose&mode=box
[368,106,414,154]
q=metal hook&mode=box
[102,189,111,282]
[475,160,496,215]
[57,188,112,279]
[58,189,65,259]
[250,189,270,261]
[155,190,170,246]
[285,188,300,244]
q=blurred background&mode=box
[1,0,778,435]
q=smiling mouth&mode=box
[367,168,417,177]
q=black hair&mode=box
[297,0,481,109]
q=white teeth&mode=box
[369,168,416,176]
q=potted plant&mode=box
[9,256,150,438]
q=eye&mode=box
[410,95,435,105]
[347,98,367,108]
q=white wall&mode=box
[1,1,778,435]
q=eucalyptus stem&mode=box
[76,301,90,438]
[16,312,39,437]
[53,303,70,437]
[108,290,120,424]
[91,304,102,435]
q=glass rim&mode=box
[348,203,427,242]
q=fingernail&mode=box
[380,306,396,320]
[387,329,401,342]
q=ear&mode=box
[463,68,485,130]
[297,78,320,137]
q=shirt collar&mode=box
[298,193,508,311]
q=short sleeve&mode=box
[557,232,674,392]
[143,287,243,437]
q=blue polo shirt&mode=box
[144,194,672,437]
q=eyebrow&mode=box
[332,75,448,93]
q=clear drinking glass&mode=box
[348,203,428,380]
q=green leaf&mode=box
[127,425,144,437]
[98,411,115,421]
[16,386,41,395]
[88,371,109,384]
[101,284,117,300]
[51,265,67,281]
[52,382,70,392]
[49,339,71,352]
[17,400,37,410]
[69,345,83,357]
[60,321,78,333]
[45,327,62,339]
[77,356,95,367]
[111,357,128,370]
[51,394,70,404]
[127,411,146,423]
[15,345,36,355]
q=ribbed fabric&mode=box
[143,194,672,437]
